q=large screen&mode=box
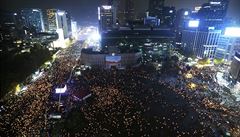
[106,56,121,63]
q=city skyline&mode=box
[1,0,239,24]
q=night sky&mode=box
[0,0,239,25]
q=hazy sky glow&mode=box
[0,0,239,24]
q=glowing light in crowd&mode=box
[184,11,189,16]
[189,83,197,89]
[188,20,199,28]
[224,27,240,37]
[185,73,193,79]
[55,85,67,93]
[32,71,43,82]
[15,84,21,95]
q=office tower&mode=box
[230,51,240,82]
[42,10,49,32]
[66,12,72,35]
[45,9,70,38]
[215,27,240,61]
[56,10,69,38]
[182,29,222,59]
[148,0,165,17]
[20,8,45,32]
[160,6,176,28]
[71,20,78,39]
[197,0,229,29]
[98,5,114,32]
[148,0,176,28]
[175,9,191,43]
[46,9,58,32]
[0,10,20,51]
[175,9,191,30]
[114,0,135,25]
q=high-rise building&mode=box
[45,9,70,38]
[182,29,221,58]
[160,6,176,28]
[175,9,191,43]
[20,8,45,32]
[148,0,176,28]
[115,0,135,25]
[98,5,114,32]
[215,36,240,61]
[71,20,78,39]
[230,52,240,82]
[197,0,229,29]
[0,10,21,50]
[46,9,58,32]
[56,10,69,38]
[66,12,72,36]
[175,9,191,30]
[42,10,49,32]
[148,0,165,17]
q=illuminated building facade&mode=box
[46,9,58,32]
[102,0,135,26]
[182,29,221,58]
[71,20,78,39]
[230,52,240,82]
[20,8,45,32]
[45,9,70,38]
[66,12,72,36]
[56,10,69,38]
[98,5,114,32]
[175,9,191,44]
[148,0,176,28]
[160,6,176,28]
[197,0,229,29]
[215,36,240,61]
[148,0,165,17]
[80,48,141,69]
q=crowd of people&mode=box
[1,40,239,136]
[160,63,240,136]
[0,43,81,136]
[54,60,239,137]
[56,65,213,136]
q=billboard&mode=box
[106,55,121,63]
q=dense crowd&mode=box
[160,63,240,136]
[55,62,239,137]
[1,40,239,136]
[57,65,213,136]
[0,44,81,136]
